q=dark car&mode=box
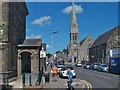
[75,63,82,67]
[83,63,91,69]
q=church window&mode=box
[73,35,74,40]
[74,24,76,27]
[75,35,77,40]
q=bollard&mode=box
[29,74,32,86]
[22,73,25,90]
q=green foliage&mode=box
[0,22,5,30]
[56,51,62,54]
[63,48,68,54]
[46,53,52,58]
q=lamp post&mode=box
[51,30,58,61]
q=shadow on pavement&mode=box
[0,84,13,90]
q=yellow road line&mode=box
[85,80,92,90]
[82,80,89,90]
[82,80,93,90]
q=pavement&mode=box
[43,65,85,89]
[8,64,86,89]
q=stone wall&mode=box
[79,36,94,63]
[0,2,28,82]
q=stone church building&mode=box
[0,2,29,82]
[68,2,80,63]
[79,35,94,63]
[0,2,46,84]
[67,2,94,63]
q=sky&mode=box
[26,2,118,54]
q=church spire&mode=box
[70,1,78,33]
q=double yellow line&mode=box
[82,80,92,90]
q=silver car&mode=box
[97,64,109,72]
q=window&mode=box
[75,35,77,40]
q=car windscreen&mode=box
[62,67,73,70]
[101,64,107,67]
[57,65,64,68]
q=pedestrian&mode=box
[51,65,58,81]
[67,68,74,90]
[50,61,53,69]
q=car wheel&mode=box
[59,73,61,78]
[74,75,76,78]
[61,74,64,79]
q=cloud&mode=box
[31,16,52,26]
[46,45,51,48]
[26,34,41,39]
[62,4,83,14]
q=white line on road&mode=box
[78,70,83,72]
[88,73,95,75]
[97,75,111,80]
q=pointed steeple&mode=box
[70,1,78,33]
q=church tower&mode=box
[68,1,79,63]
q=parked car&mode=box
[56,64,65,73]
[59,66,76,78]
[83,63,91,69]
[94,63,101,70]
[75,63,82,67]
[97,64,109,72]
[89,63,94,70]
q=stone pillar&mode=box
[2,43,8,72]
[17,55,21,78]
[31,54,39,75]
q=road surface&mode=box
[66,63,120,89]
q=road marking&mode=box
[84,72,94,76]
[97,75,111,80]
[78,70,83,72]
[82,80,92,90]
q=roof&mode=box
[80,35,94,45]
[80,37,87,45]
[18,39,42,47]
[91,26,119,48]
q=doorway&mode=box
[74,57,76,62]
[21,52,31,74]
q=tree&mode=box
[0,22,5,30]
[63,49,68,55]
[55,51,62,54]
[46,53,52,58]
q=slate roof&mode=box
[91,26,119,48]
[80,35,93,45]
[80,37,87,45]
[18,39,42,47]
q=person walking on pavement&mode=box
[67,68,74,90]
[50,61,53,69]
[51,65,58,82]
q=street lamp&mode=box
[51,30,58,60]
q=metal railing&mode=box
[22,67,43,90]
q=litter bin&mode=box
[44,72,50,82]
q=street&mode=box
[66,63,120,89]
